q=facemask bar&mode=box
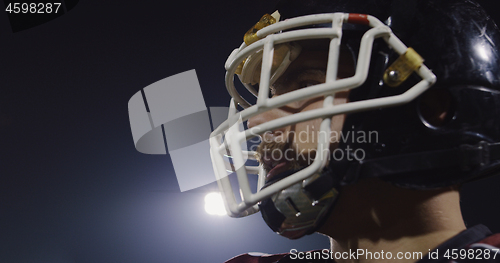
[210,13,437,217]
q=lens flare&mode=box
[204,192,227,216]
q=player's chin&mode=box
[262,152,317,184]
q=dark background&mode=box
[1,1,500,263]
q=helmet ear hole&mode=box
[418,89,455,128]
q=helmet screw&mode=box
[388,70,400,81]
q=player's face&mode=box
[248,46,355,181]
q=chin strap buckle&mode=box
[479,141,491,166]
[460,141,496,171]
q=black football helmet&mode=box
[209,0,500,239]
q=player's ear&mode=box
[418,89,454,127]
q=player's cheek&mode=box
[293,118,322,151]
[330,114,345,144]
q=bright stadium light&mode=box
[204,192,227,216]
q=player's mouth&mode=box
[261,160,306,190]
[256,141,304,183]
[266,161,291,181]
[261,152,295,182]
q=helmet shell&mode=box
[278,0,500,188]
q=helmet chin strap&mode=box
[259,167,340,239]
[337,141,500,189]
[258,141,500,238]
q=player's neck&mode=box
[319,179,466,263]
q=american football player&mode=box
[209,0,500,262]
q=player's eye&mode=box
[298,81,320,89]
[271,81,316,97]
